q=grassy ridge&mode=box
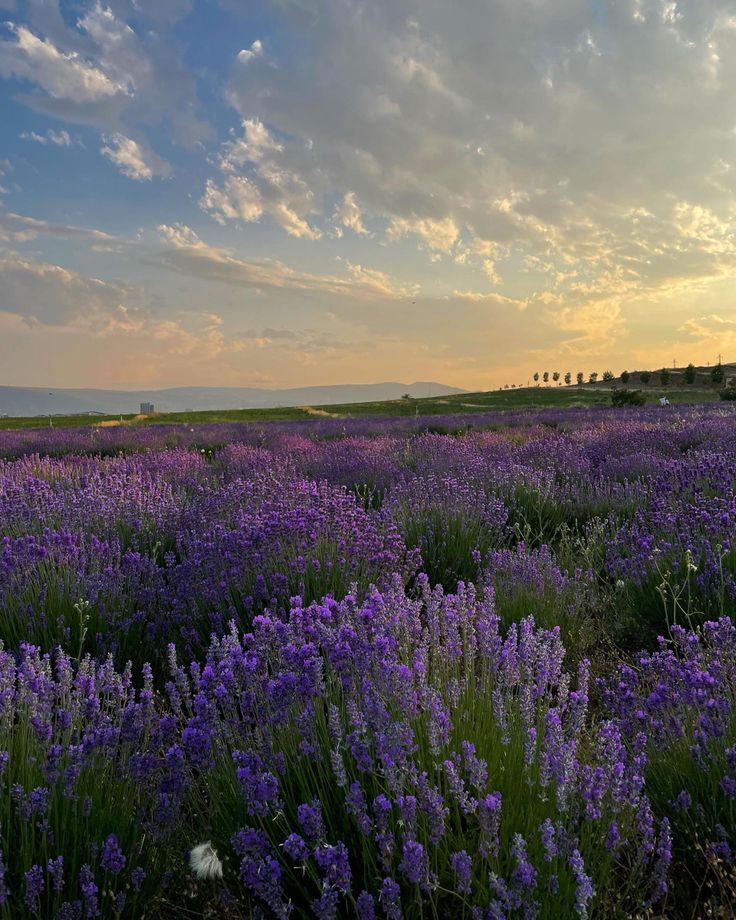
[0,384,719,430]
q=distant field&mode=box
[0,384,719,429]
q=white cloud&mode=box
[216,0,736,340]
[334,192,369,236]
[101,133,170,181]
[237,39,263,63]
[201,119,321,239]
[20,128,75,146]
[155,223,410,298]
[0,2,209,168]
[386,215,460,253]
[0,252,139,326]
[0,210,117,243]
[0,22,131,101]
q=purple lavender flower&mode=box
[356,890,376,919]
[398,839,426,886]
[379,877,402,920]
[451,850,473,895]
[232,827,288,917]
[314,841,352,893]
[79,865,100,918]
[298,800,326,840]
[24,864,44,911]
[48,855,64,893]
[569,849,594,918]
[539,818,557,862]
[283,833,309,863]
[0,851,8,905]
[101,835,126,874]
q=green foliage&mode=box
[620,370,630,383]
[602,370,614,381]
[639,371,652,384]
[0,649,176,919]
[684,363,697,384]
[576,372,584,385]
[712,362,725,384]
[660,368,671,386]
[719,386,736,401]
[589,372,599,383]
[611,389,646,407]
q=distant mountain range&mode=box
[0,382,466,417]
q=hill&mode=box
[0,382,464,417]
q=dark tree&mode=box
[639,371,652,384]
[602,370,614,381]
[543,371,549,383]
[712,362,725,385]
[576,372,584,385]
[589,372,599,383]
[620,370,630,384]
[684,363,696,384]
[660,368,670,386]
[564,372,572,385]
[533,372,539,384]
[611,389,646,407]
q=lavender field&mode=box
[1,405,736,918]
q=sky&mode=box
[1,0,736,391]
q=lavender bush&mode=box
[0,403,733,916]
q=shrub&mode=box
[179,579,672,919]
[386,474,507,590]
[602,370,614,382]
[620,370,630,383]
[684,363,696,384]
[712,362,725,385]
[660,368,671,386]
[719,386,736,401]
[611,389,646,407]
[639,371,652,384]
[0,645,179,918]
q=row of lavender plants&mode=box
[0,404,735,917]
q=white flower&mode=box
[189,841,224,880]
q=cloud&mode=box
[217,0,736,334]
[237,39,263,63]
[155,223,411,298]
[333,191,369,236]
[0,249,248,363]
[201,118,321,239]
[0,2,209,164]
[679,313,736,352]
[19,128,75,146]
[101,133,170,180]
[0,209,117,243]
[0,252,140,327]
[0,21,131,101]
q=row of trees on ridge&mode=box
[532,363,727,387]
